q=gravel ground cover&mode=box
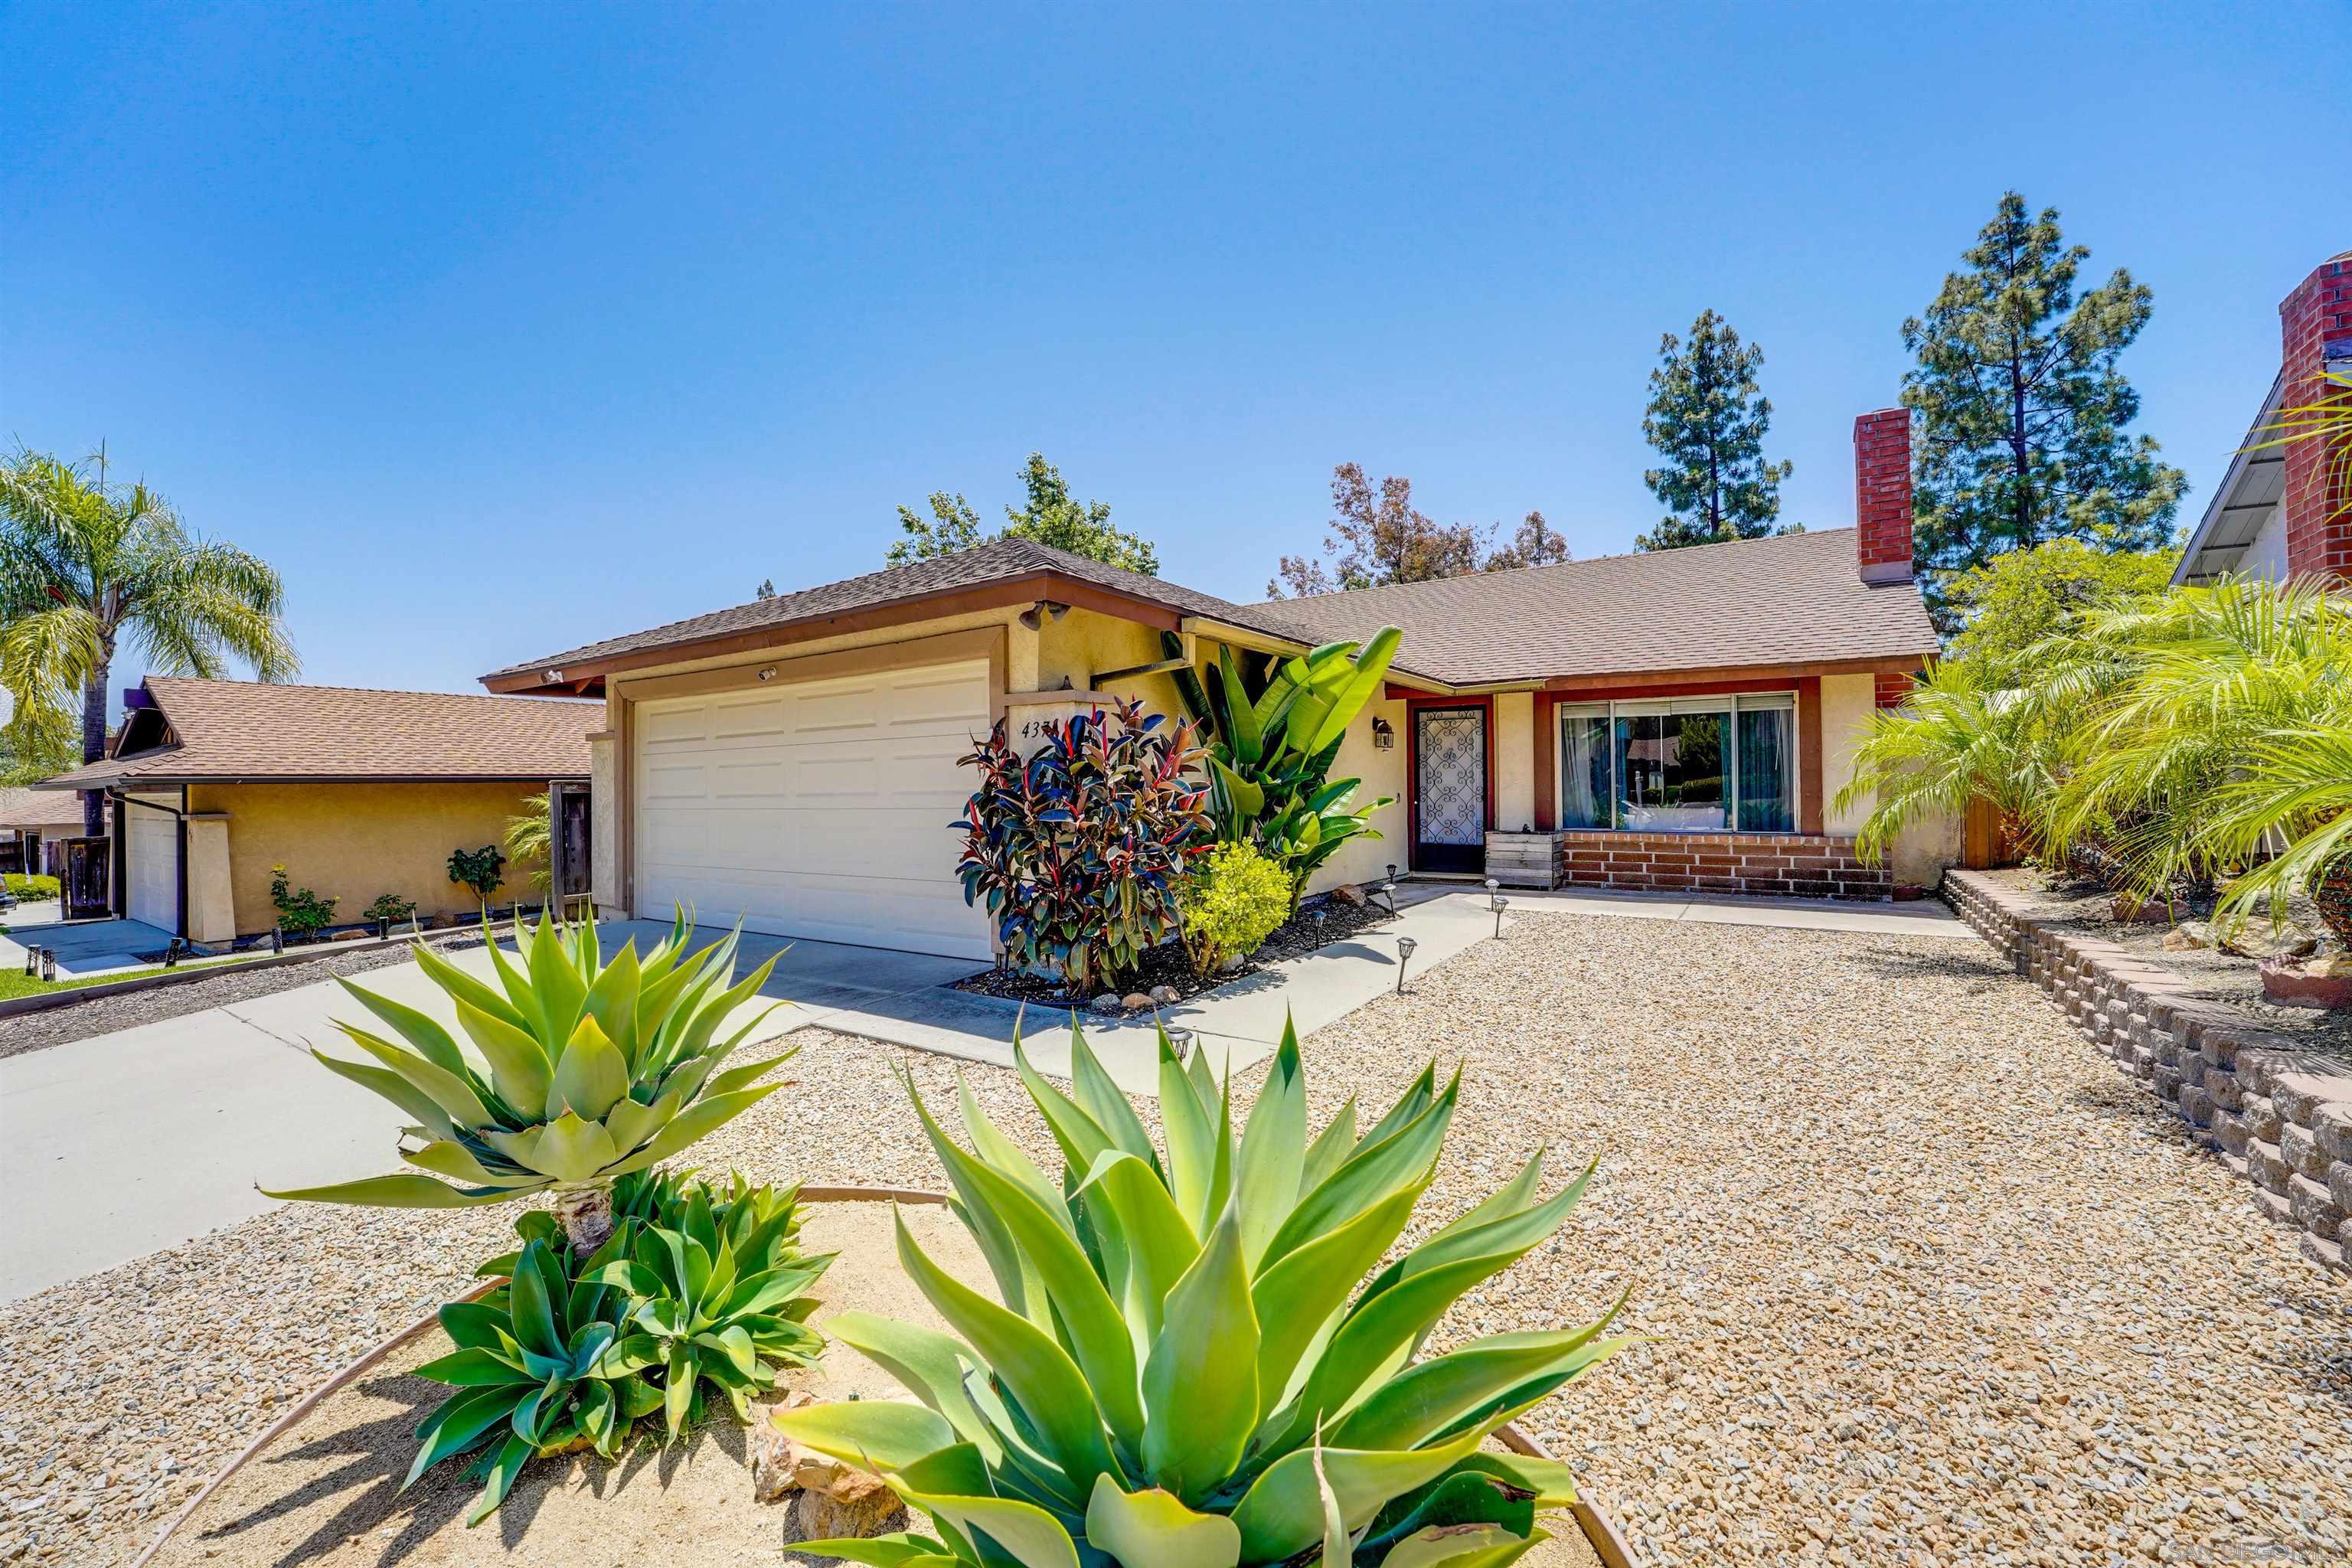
[0,934,488,1061]
[5,912,2349,1566]
[1980,867,2352,1057]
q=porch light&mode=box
[1395,935,1418,995]
[1371,717,1394,751]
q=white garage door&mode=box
[632,659,994,959]
[126,796,179,933]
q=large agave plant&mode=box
[263,908,792,1253]
[776,1021,1624,1568]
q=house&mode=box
[0,785,87,877]
[2174,250,2351,586]
[479,407,1945,961]
[35,678,596,942]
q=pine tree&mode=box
[1636,310,1793,550]
[1900,193,2185,619]
[885,455,1158,573]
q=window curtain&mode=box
[1560,709,1611,828]
[1735,704,1794,831]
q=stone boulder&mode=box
[1331,883,1368,906]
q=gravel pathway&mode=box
[4,913,2347,1566]
[0,936,488,1061]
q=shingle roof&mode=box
[36,678,597,789]
[0,784,90,828]
[484,535,1341,681]
[1245,528,1939,685]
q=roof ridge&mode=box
[1252,526,1857,610]
[145,675,595,706]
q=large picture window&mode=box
[1557,693,1796,834]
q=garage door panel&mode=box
[633,658,993,959]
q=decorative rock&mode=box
[2109,893,2171,924]
[1122,991,1152,1011]
[2221,923,2321,961]
[2258,956,2352,1011]
[2161,920,2212,952]
[1090,992,1122,1014]
[1331,883,1368,906]
[789,1470,906,1544]
[1148,984,1180,1005]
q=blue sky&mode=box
[5,2,2344,699]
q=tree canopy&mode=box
[1901,193,2186,620]
[0,448,297,828]
[1636,309,1795,550]
[1939,538,2179,670]
[1266,466,1562,596]
[886,452,1159,573]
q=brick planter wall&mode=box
[1945,868,2352,1276]
[1557,831,1892,900]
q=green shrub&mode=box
[414,1170,828,1524]
[362,892,418,926]
[268,864,338,934]
[447,844,506,910]
[776,1021,1624,1568]
[1175,841,1293,975]
[953,697,1211,991]
[5,874,59,900]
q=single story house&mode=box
[0,784,87,877]
[2174,249,2350,586]
[38,678,596,943]
[479,407,1947,962]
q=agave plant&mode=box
[776,1020,1623,1568]
[584,1171,831,1436]
[413,1227,659,1525]
[263,907,791,1253]
[415,1170,830,1524]
[1199,630,1402,900]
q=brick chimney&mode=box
[1854,407,1914,584]
[2281,252,2352,584]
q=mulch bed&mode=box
[953,891,1400,1008]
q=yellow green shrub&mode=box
[1176,840,1292,975]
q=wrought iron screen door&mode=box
[1413,707,1488,874]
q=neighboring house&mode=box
[2175,250,2351,586]
[0,785,87,877]
[36,678,596,942]
[480,407,1945,961]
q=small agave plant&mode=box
[776,1020,1625,1568]
[265,908,792,1253]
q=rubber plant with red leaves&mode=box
[954,697,1211,992]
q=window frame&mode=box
[1556,690,1798,835]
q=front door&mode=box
[1413,706,1488,874]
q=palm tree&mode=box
[505,789,553,890]
[0,449,298,833]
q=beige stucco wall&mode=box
[1821,673,1876,837]
[188,780,554,936]
[1310,694,1409,892]
[1492,692,1535,834]
[1819,670,1958,890]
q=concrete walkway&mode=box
[1,885,1964,1300]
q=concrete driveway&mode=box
[1,890,1965,1302]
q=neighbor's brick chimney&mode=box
[2281,251,2352,584]
[1854,407,1914,584]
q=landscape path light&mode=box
[1492,893,1510,938]
[1312,906,1328,949]
[41,947,57,982]
[1395,934,1418,995]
